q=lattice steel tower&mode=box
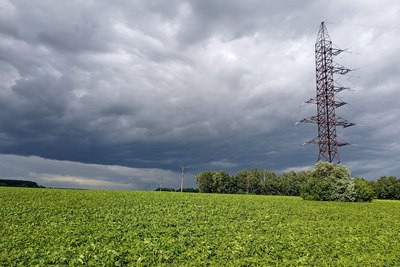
[301,22,355,163]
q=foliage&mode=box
[179,188,200,193]
[373,176,400,200]
[301,162,356,202]
[0,179,41,188]
[279,171,310,196]
[195,164,399,202]
[196,171,235,194]
[196,169,310,196]
[262,170,282,195]
[195,171,214,193]
[211,171,231,193]
[154,187,176,192]
[353,178,375,202]
[154,187,199,193]
[300,175,335,201]
[1,187,400,266]
[234,169,263,194]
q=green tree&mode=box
[211,171,231,193]
[233,169,250,194]
[301,176,334,201]
[249,169,265,194]
[280,171,310,196]
[374,176,400,200]
[301,162,356,202]
[0,179,40,188]
[353,178,375,202]
[234,169,264,194]
[196,171,214,193]
[262,170,281,195]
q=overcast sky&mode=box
[0,0,399,189]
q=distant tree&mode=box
[301,162,356,202]
[194,163,385,202]
[0,179,41,188]
[374,176,400,200]
[301,175,334,201]
[249,169,265,194]
[234,169,263,194]
[353,178,375,202]
[280,171,310,196]
[180,188,200,193]
[211,171,231,193]
[154,187,175,192]
[262,171,281,195]
[224,174,238,194]
[196,172,214,193]
[196,171,232,193]
[232,170,247,194]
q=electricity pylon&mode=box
[300,22,355,163]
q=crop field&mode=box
[1,187,400,266]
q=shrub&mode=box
[353,178,375,202]
[301,176,335,201]
[301,162,368,202]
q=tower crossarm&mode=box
[299,116,318,124]
[334,101,347,108]
[334,85,350,93]
[306,137,321,144]
[338,142,351,147]
[332,63,352,75]
[336,116,355,128]
[331,48,347,57]
[305,98,317,104]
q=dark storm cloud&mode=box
[0,0,399,188]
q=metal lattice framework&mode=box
[301,22,355,163]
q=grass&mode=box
[1,187,399,266]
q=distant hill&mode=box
[0,179,43,188]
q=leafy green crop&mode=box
[1,187,399,266]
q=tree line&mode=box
[0,179,42,188]
[155,187,199,193]
[195,162,400,201]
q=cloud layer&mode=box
[0,154,184,189]
[0,0,399,188]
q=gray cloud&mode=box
[0,154,185,190]
[0,0,399,188]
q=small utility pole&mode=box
[180,164,185,192]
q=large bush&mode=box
[301,162,354,201]
[301,162,373,202]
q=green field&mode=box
[1,187,400,266]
